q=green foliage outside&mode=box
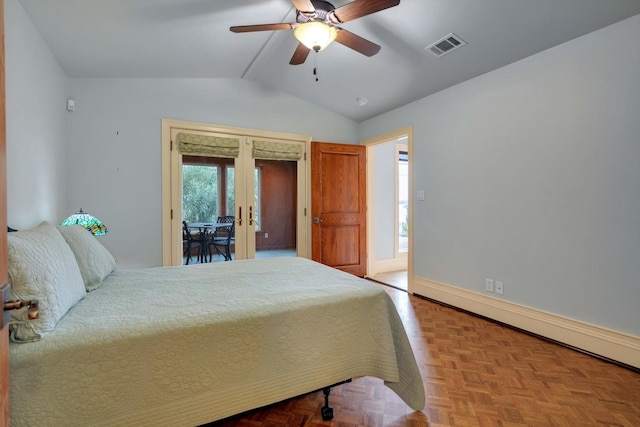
[183,164,258,224]
[226,167,235,217]
[183,165,218,222]
[400,201,408,236]
[401,219,409,236]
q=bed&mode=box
[7,222,425,426]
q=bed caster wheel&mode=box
[321,405,334,421]
[321,387,334,420]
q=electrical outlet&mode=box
[485,279,494,293]
[495,281,504,295]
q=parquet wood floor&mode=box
[207,285,640,427]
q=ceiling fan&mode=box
[230,0,400,65]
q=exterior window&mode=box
[398,150,408,253]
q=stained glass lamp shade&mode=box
[60,208,108,236]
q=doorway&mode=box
[181,156,298,263]
[363,127,413,292]
[161,119,311,266]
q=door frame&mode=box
[362,126,414,293]
[1,1,9,422]
[161,118,311,266]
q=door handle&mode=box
[238,206,242,226]
[313,217,324,224]
[249,206,254,226]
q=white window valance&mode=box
[252,140,303,161]
[177,132,240,158]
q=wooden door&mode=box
[1,0,10,424]
[311,142,366,276]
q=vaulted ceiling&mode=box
[18,0,640,122]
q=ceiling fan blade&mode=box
[291,0,316,13]
[290,43,311,65]
[230,23,294,33]
[331,0,400,24]
[335,29,381,56]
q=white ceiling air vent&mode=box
[426,33,466,57]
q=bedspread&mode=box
[9,257,424,426]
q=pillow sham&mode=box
[57,224,116,291]
[7,221,86,342]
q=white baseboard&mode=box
[413,276,640,369]
[370,255,407,276]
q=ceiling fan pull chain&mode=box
[314,52,319,82]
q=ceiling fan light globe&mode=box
[294,22,337,52]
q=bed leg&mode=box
[319,379,351,421]
[321,387,333,421]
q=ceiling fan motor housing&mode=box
[296,1,336,24]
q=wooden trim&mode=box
[369,254,407,276]
[161,119,173,265]
[413,276,640,369]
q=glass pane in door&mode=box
[225,166,235,216]
[182,164,219,222]
[182,156,235,263]
[253,159,297,259]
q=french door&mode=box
[161,119,311,266]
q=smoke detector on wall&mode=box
[425,33,466,57]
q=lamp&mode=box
[60,208,108,236]
[294,21,338,52]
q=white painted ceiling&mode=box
[17,0,640,122]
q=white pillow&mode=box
[57,224,116,291]
[7,221,86,342]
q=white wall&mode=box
[373,142,396,260]
[359,14,640,336]
[5,0,69,229]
